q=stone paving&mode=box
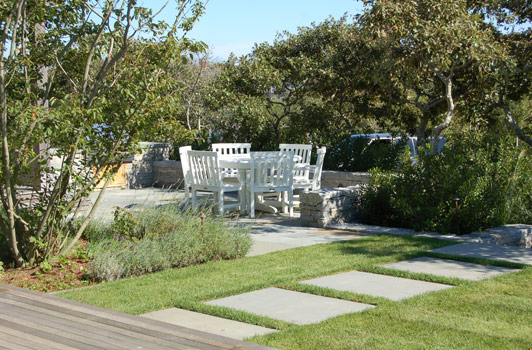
[430,242,532,265]
[383,257,519,281]
[141,308,277,340]
[205,288,375,325]
[301,271,453,301]
[246,220,367,257]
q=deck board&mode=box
[0,284,276,350]
[0,298,180,350]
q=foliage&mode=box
[0,0,207,266]
[207,19,378,149]
[361,132,532,234]
[358,0,510,152]
[323,134,408,172]
[86,205,251,281]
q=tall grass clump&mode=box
[361,132,532,234]
[85,205,251,281]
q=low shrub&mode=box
[361,132,532,234]
[87,205,251,281]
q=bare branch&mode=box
[82,1,116,97]
[499,94,532,148]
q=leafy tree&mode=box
[0,0,207,266]
[359,0,508,153]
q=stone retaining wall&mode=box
[300,186,363,228]
[125,142,171,188]
[467,224,532,248]
[321,171,370,189]
[153,160,184,188]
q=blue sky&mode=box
[146,0,363,61]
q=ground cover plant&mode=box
[82,205,252,281]
[60,235,531,350]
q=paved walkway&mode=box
[90,188,528,340]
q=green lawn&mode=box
[61,235,532,350]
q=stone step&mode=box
[205,287,375,325]
[301,271,452,301]
[141,308,277,340]
[430,242,532,265]
[383,257,519,281]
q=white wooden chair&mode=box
[178,146,192,199]
[279,144,312,183]
[279,144,313,190]
[212,143,251,155]
[294,146,327,191]
[187,150,243,216]
[249,151,294,218]
[212,143,251,179]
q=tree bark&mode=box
[431,69,455,156]
[501,100,532,148]
[0,0,26,267]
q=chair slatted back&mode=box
[187,151,222,187]
[279,144,312,178]
[178,146,192,185]
[212,143,251,177]
[212,143,251,155]
[312,147,327,190]
[250,151,294,189]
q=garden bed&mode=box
[1,247,94,292]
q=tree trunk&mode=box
[416,116,429,150]
[501,101,532,148]
[431,74,455,155]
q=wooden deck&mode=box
[0,284,276,350]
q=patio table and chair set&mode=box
[179,143,326,218]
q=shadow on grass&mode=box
[335,234,454,259]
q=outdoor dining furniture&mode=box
[183,147,305,217]
[187,150,244,216]
[178,146,192,199]
[212,143,252,179]
[218,151,298,215]
[293,146,327,192]
[249,151,294,218]
[279,144,313,186]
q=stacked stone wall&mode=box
[125,142,170,188]
[152,160,184,188]
[300,186,363,228]
[321,171,370,189]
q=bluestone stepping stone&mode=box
[205,287,374,325]
[141,308,277,340]
[430,242,532,265]
[246,241,300,257]
[301,271,452,301]
[383,257,519,281]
